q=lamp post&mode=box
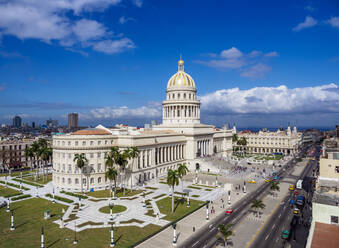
[6,197,10,212]
[41,226,44,248]
[110,224,114,247]
[206,202,209,220]
[60,217,64,229]
[10,210,15,231]
[172,223,177,246]
[5,175,7,187]
[215,176,218,187]
[228,190,231,205]
[187,192,190,207]
[36,186,39,197]
[20,180,22,192]
[73,221,78,244]
[52,188,55,204]
[109,202,114,221]
[78,197,81,211]
[143,191,146,207]
[243,181,246,193]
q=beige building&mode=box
[0,139,34,170]
[306,137,339,248]
[234,126,302,155]
[52,59,233,191]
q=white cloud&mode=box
[131,0,143,7]
[196,47,278,78]
[93,38,135,54]
[220,47,243,59]
[326,16,339,28]
[293,16,318,31]
[119,16,134,24]
[240,63,271,79]
[264,51,279,57]
[200,83,339,115]
[305,5,315,12]
[0,0,135,55]
[86,105,161,120]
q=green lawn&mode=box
[0,186,22,198]
[0,170,33,178]
[98,205,127,214]
[23,174,53,184]
[156,197,204,222]
[0,198,162,247]
[85,188,142,198]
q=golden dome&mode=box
[178,59,184,65]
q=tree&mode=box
[24,147,34,171]
[270,181,280,197]
[105,167,118,197]
[232,134,238,143]
[251,199,265,217]
[39,145,52,182]
[216,224,233,247]
[111,147,130,196]
[167,169,180,213]
[127,147,140,190]
[177,163,189,192]
[73,153,88,193]
[30,141,41,169]
[236,137,247,155]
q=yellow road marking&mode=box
[245,190,288,248]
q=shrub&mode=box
[60,191,88,199]
[12,194,31,201]
[45,193,74,203]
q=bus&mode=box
[296,180,303,190]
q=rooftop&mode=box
[71,128,111,135]
[310,222,339,248]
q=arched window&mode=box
[98,177,101,183]
[62,178,65,184]
[68,178,72,184]
[172,93,175,99]
[90,178,94,184]
[178,93,180,99]
[83,178,86,185]
[75,178,79,184]
[184,93,186,99]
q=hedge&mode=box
[0,181,29,190]
[45,193,74,203]
[12,194,31,201]
[60,191,88,199]
[12,178,43,188]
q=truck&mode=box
[296,195,305,206]
[296,179,303,190]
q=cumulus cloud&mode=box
[326,16,339,28]
[119,16,134,24]
[131,0,143,7]
[93,38,135,54]
[200,83,339,115]
[85,105,161,120]
[240,63,271,79]
[0,0,135,55]
[293,16,318,31]
[196,47,278,78]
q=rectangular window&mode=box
[105,140,108,145]
[98,163,101,171]
[75,141,78,146]
[82,141,86,146]
[90,153,94,158]
[336,166,339,173]
[90,141,94,145]
[331,215,338,224]
[62,153,65,158]
[68,164,72,172]
[68,141,71,146]
[68,154,71,159]
[97,152,101,158]
[98,141,101,145]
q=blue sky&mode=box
[0,0,338,128]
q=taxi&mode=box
[289,185,294,191]
[248,180,256,184]
[293,208,300,215]
[265,179,271,183]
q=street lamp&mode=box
[228,190,231,205]
[206,202,209,220]
[143,191,146,207]
[186,192,190,207]
[172,223,177,246]
[110,224,114,247]
[109,202,114,221]
[52,188,55,204]
[10,210,15,231]
[6,197,10,212]
[78,197,82,211]
[73,221,78,244]
[41,226,44,248]
[243,181,246,194]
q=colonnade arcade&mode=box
[163,105,200,119]
[197,139,210,157]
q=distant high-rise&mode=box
[12,116,22,128]
[31,122,35,128]
[46,118,58,128]
[68,113,78,130]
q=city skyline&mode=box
[0,0,338,127]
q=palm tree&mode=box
[24,147,34,171]
[105,167,118,197]
[237,137,247,155]
[216,224,233,247]
[39,145,52,182]
[167,169,180,213]
[128,147,140,191]
[232,133,238,143]
[251,199,265,217]
[31,141,40,169]
[177,163,189,192]
[111,147,130,196]
[73,153,88,193]
[270,181,280,197]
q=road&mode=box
[250,150,318,248]
[179,150,306,248]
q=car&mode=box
[248,180,256,184]
[291,215,299,227]
[281,230,290,240]
[289,185,294,191]
[225,209,234,215]
[293,208,300,215]
[265,179,271,183]
[273,176,278,180]
[294,190,299,196]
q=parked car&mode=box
[248,180,256,184]
[294,190,299,196]
[289,185,295,191]
[296,195,305,206]
[293,208,300,215]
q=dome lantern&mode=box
[167,57,196,89]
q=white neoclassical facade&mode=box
[234,126,302,155]
[52,59,233,191]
